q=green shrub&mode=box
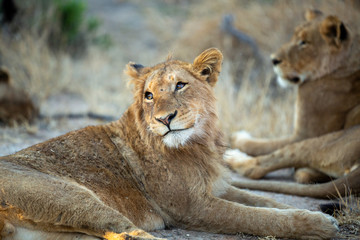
[0,0,111,57]
[56,0,86,42]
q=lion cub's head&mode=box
[271,10,352,87]
[125,48,223,148]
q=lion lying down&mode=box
[227,10,360,198]
[0,48,338,240]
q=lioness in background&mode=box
[0,48,338,240]
[0,68,37,125]
[227,10,360,198]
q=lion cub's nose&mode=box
[156,110,178,127]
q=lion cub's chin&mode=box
[163,127,196,148]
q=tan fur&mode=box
[0,48,338,240]
[0,68,38,125]
[228,10,360,197]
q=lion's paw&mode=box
[224,149,264,178]
[231,130,252,144]
[232,130,252,140]
[297,212,339,240]
[104,230,166,240]
[230,130,254,151]
[224,149,251,161]
[323,214,339,231]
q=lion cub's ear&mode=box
[305,9,323,21]
[193,48,223,87]
[320,16,348,49]
[125,62,147,79]
[125,62,151,91]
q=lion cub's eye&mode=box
[144,92,153,100]
[175,82,187,91]
[298,40,308,46]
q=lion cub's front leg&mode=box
[189,196,338,239]
[219,186,293,209]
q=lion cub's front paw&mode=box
[296,212,339,240]
[104,230,166,240]
[224,149,265,179]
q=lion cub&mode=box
[0,48,337,240]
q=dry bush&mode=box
[333,193,360,239]
[68,47,133,116]
[0,32,131,117]
[10,0,107,57]
[0,33,70,103]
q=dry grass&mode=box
[0,33,69,102]
[335,194,360,238]
[0,32,133,116]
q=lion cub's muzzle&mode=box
[155,110,177,129]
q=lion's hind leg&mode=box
[0,161,163,240]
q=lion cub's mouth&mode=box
[163,127,193,137]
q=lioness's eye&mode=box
[144,92,153,100]
[175,82,187,91]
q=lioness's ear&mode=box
[320,16,348,48]
[0,69,10,84]
[193,48,223,87]
[305,9,323,21]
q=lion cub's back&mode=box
[1,125,164,228]
[4,125,118,176]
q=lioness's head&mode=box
[271,10,351,87]
[126,48,223,148]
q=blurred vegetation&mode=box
[0,0,112,57]
[0,0,359,138]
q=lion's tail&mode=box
[232,167,360,199]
